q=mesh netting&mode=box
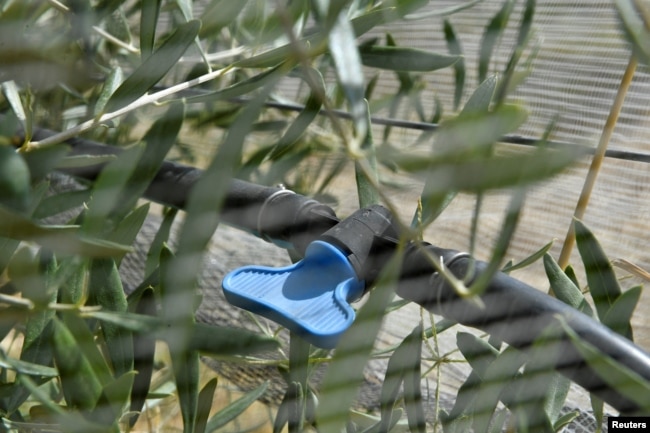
[354,0,650,344]
[185,1,649,430]
[335,1,649,429]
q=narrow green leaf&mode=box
[161,84,275,431]
[8,246,51,306]
[97,371,136,428]
[472,347,527,433]
[564,264,580,289]
[61,258,89,307]
[33,189,91,219]
[456,332,499,377]
[317,246,404,433]
[82,143,145,238]
[188,322,280,355]
[615,0,650,64]
[88,258,133,378]
[478,0,515,83]
[174,349,200,433]
[196,378,218,433]
[602,285,642,341]
[553,410,580,432]
[185,64,286,104]
[423,318,456,339]
[409,145,581,195]
[199,0,249,38]
[1,81,29,142]
[104,20,200,113]
[145,207,178,278]
[355,101,380,208]
[350,8,394,38]
[0,145,31,212]
[378,325,422,432]
[129,287,157,427]
[377,356,406,431]
[461,75,498,115]
[412,77,499,226]
[436,105,527,162]
[269,67,325,159]
[140,0,162,60]
[544,373,572,426]
[501,240,553,273]
[174,0,193,21]
[163,82,277,332]
[329,9,368,140]
[55,154,117,169]
[5,251,57,411]
[233,8,387,69]
[0,236,20,276]
[561,319,650,412]
[574,219,623,323]
[470,188,525,295]
[119,102,186,224]
[495,0,536,103]
[444,20,465,111]
[51,317,103,412]
[109,203,149,251]
[87,310,280,355]
[94,67,123,117]
[359,45,460,72]
[543,253,594,317]
[365,73,380,100]
[204,382,268,432]
[0,353,57,377]
[511,323,570,430]
[0,206,131,257]
[591,395,605,433]
[59,312,114,389]
[400,326,425,433]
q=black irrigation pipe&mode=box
[13,118,650,415]
[153,84,650,165]
[251,97,650,164]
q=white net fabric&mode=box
[355,0,650,345]
[189,1,649,430]
[332,1,650,430]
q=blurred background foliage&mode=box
[0,0,648,432]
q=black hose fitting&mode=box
[397,244,650,414]
[319,205,399,286]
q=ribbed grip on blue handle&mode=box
[222,241,365,348]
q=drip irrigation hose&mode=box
[398,245,650,415]
[9,118,650,414]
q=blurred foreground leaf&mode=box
[103,20,200,113]
[562,319,650,413]
[359,45,460,72]
[574,220,630,336]
[0,206,130,257]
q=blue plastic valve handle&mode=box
[222,240,365,348]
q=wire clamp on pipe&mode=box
[256,188,295,243]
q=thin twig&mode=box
[93,26,140,54]
[44,0,69,13]
[557,54,638,270]
[27,66,234,149]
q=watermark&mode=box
[609,416,650,432]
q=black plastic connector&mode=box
[319,205,399,286]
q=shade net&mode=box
[36,1,650,431]
[165,1,650,430]
[352,0,650,337]
[287,1,650,430]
